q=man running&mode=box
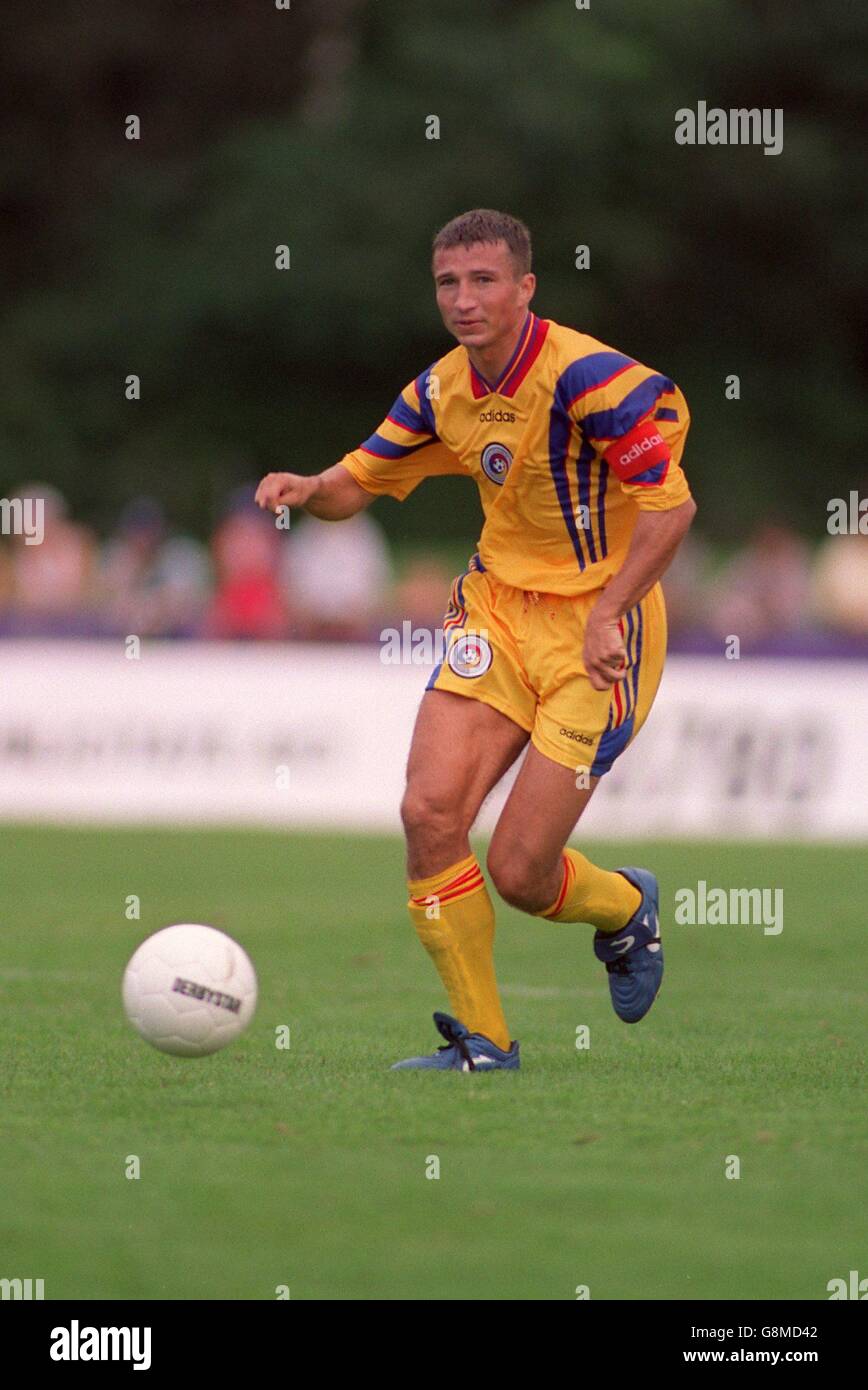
[256,208,696,1071]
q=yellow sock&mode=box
[407,853,511,1052]
[540,847,641,932]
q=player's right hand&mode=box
[254,471,319,513]
[583,605,628,691]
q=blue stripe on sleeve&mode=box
[414,366,439,437]
[389,392,429,434]
[557,352,635,405]
[583,374,673,440]
[625,461,669,485]
[360,433,439,460]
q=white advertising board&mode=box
[0,641,865,840]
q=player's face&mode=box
[433,242,535,352]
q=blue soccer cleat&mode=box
[390,1011,520,1071]
[593,867,663,1023]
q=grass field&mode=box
[1,826,864,1301]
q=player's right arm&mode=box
[255,464,374,521]
[337,368,468,500]
[256,368,467,521]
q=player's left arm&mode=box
[579,377,696,690]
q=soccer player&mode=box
[256,209,696,1071]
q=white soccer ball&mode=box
[122,924,258,1056]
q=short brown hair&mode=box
[432,209,532,277]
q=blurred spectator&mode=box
[3,483,98,634]
[279,511,393,639]
[100,496,210,637]
[812,533,868,636]
[660,530,714,637]
[0,539,13,619]
[387,554,456,632]
[707,522,812,644]
[204,500,290,640]
[2,481,866,653]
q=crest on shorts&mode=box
[447,632,493,679]
[481,442,512,485]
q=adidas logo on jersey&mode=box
[617,431,664,468]
[479,409,516,423]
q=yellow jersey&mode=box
[339,312,691,595]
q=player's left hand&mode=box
[583,605,627,690]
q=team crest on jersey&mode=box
[481,442,513,485]
[447,632,493,679]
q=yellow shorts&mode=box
[427,553,667,775]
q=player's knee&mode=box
[487,844,550,913]
[400,784,468,846]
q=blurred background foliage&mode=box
[1,0,866,545]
